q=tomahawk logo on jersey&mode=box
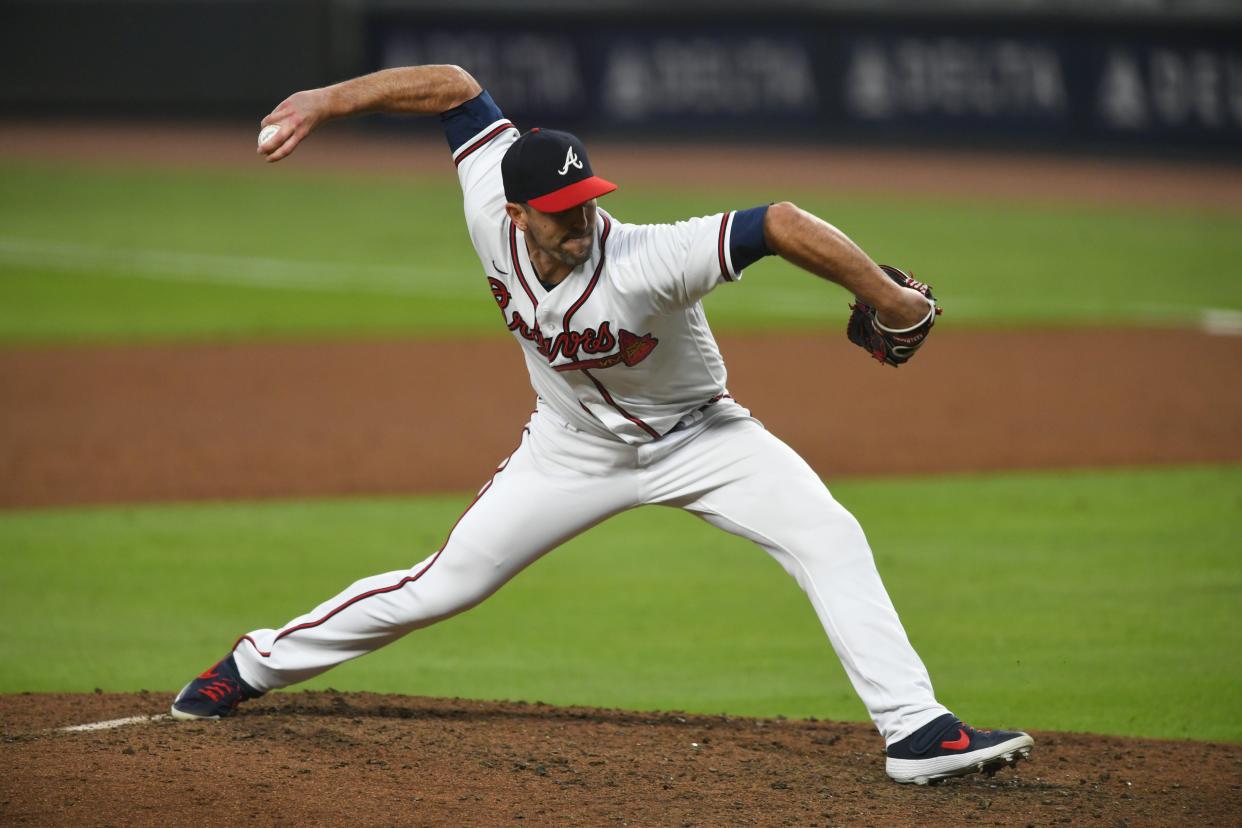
[441,91,772,444]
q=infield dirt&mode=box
[4,329,1241,509]
[2,125,1240,826]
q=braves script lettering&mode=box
[546,323,616,361]
[488,277,654,369]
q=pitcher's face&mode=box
[514,199,598,268]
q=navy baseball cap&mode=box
[502,128,617,212]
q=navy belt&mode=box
[666,393,730,435]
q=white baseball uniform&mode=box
[232,92,950,745]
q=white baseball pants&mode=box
[233,400,948,744]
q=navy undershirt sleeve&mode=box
[729,205,772,272]
[439,90,506,154]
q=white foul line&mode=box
[1201,308,1242,336]
[58,714,170,733]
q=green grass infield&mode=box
[2,161,1240,342]
[2,465,1239,743]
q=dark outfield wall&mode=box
[0,1,346,116]
[3,1,1240,158]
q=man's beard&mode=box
[553,237,593,268]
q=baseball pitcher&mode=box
[170,64,1032,785]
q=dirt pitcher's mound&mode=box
[1,692,1238,827]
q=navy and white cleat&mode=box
[885,713,1034,785]
[170,653,263,721]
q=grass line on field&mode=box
[0,235,829,318]
[3,235,1239,330]
[0,235,476,298]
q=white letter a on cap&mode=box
[558,147,583,175]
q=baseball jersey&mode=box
[442,92,769,445]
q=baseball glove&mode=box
[846,265,942,367]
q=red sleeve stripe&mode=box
[582,369,660,439]
[235,428,529,660]
[717,210,735,282]
[453,121,516,167]
[509,221,539,309]
[561,216,612,332]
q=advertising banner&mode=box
[370,14,1242,152]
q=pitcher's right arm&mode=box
[258,65,482,163]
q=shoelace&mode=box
[198,679,238,702]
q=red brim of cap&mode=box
[527,176,618,212]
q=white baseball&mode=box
[258,125,281,148]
